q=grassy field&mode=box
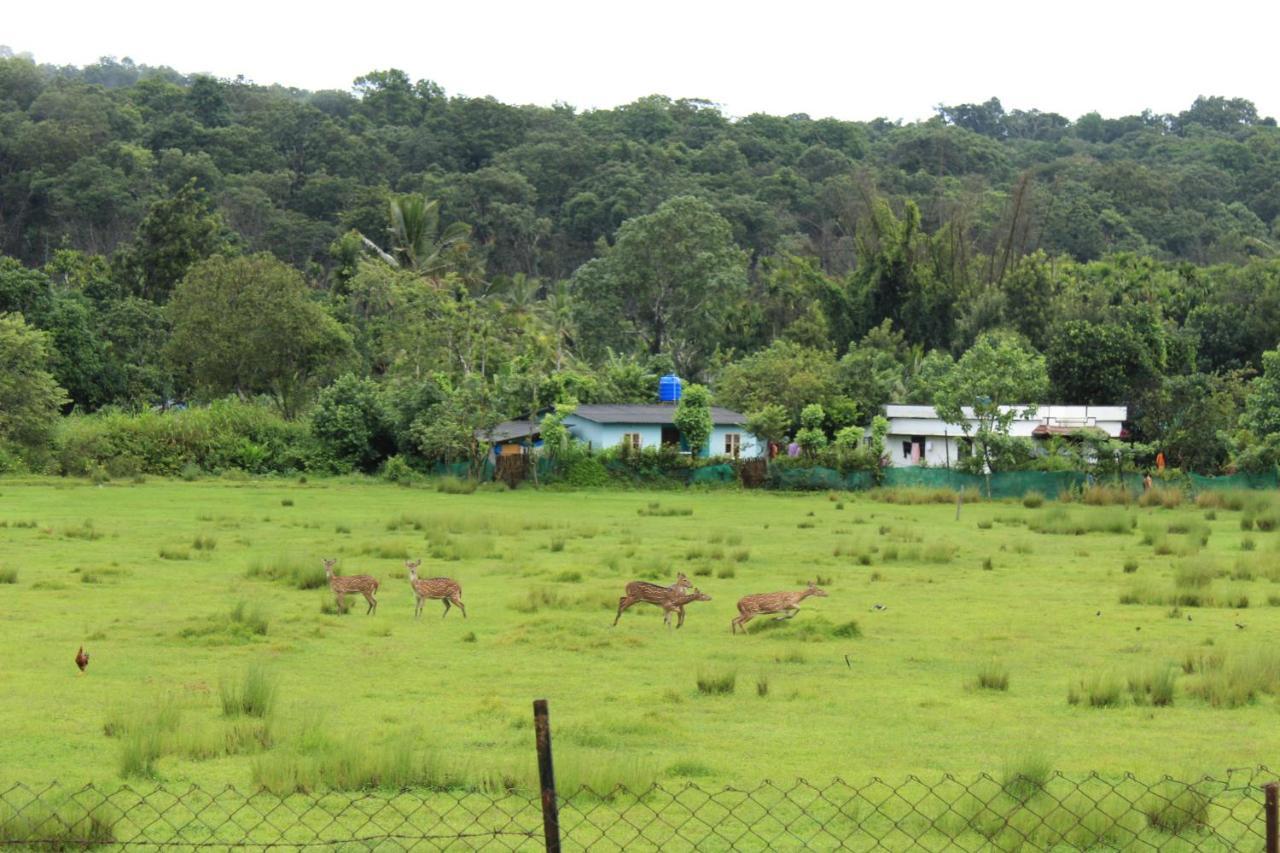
[1,477,1278,797]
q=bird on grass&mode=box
[1236,623,1247,630]
[75,646,89,674]
[872,604,887,612]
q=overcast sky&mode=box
[7,0,1278,123]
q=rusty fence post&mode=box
[1266,781,1278,853]
[533,699,561,853]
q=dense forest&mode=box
[3,49,1280,477]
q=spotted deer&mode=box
[731,581,828,634]
[406,560,466,619]
[323,559,379,614]
[659,588,712,629]
[612,572,693,627]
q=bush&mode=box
[435,476,478,494]
[247,556,327,590]
[564,456,608,488]
[0,567,16,584]
[1022,491,1045,508]
[310,374,397,472]
[1123,558,1139,573]
[55,399,312,477]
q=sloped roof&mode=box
[569,404,746,426]
[478,420,542,442]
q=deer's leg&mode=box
[735,613,754,634]
[364,591,376,614]
[336,592,346,613]
[613,596,634,626]
[441,598,451,619]
[677,605,687,629]
[453,597,466,619]
[415,596,423,619]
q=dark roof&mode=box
[568,404,746,426]
[477,420,542,442]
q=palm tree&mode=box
[540,280,575,370]
[359,194,472,278]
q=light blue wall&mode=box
[563,416,762,459]
[710,425,764,459]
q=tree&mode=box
[746,404,790,456]
[167,254,353,418]
[310,374,397,472]
[837,320,908,419]
[674,383,713,457]
[714,341,839,427]
[409,376,503,478]
[1242,348,1280,438]
[0,313,68,450]
[115,179,231,302]
[795,403,828,458]
[373,194,473,278]
[935,331,1049,478]
[570,196,748,374]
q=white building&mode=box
[879,404,1128,468]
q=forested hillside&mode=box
[3,50,1280,476]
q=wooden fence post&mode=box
[1266,780,1278,853]
[533,699,561,853]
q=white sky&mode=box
[6,0,1279,122]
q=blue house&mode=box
[562,404,763,459]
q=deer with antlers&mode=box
[612,572,697,627]
[323,558,379,615]
[731,581,827,634]
[406,560,466,619]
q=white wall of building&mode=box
[878,404,1127,468]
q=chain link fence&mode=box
[2,767,1276,850]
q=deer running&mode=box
[323,558,379,614]
[612,572,696,627]
[731,581,827,634]
[406,560,466,619]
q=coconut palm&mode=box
[359,194,472,278]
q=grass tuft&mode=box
[695,667,736,695]
[220,665,278,719]
[975,660,1009,691]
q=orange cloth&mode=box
[1156,452,1165,470]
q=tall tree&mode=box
[166,254,352,418]
[0,313,68,450]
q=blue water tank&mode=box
[659,374,683,403]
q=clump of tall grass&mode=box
[548,537,566,552]
[1001,753,1053,804]
[63,519,103,540]
[1174,558,1219,589]
[1139,487,1184,509]
[0,801,118,847]
[1079,483,1132,506]
[158,546,190,560]
[192,534,217,551]
[922,542,957,563]
[1142,782,1209,833]
[435,476,478,494]
[1122,558,1139,573]
[637,503,693,517]
[867,487,975,505]
[1187,649,1280,708]
[509,587,570,613]
[552,570,582,583]
[756,674,769,697]
[716,565,736,579]
[220,665,278,718]
[1022,491,1045,508]
[1067,673,1125,707]
[695,667,736,695]
[1030,506,1129,536]
[0,567,16,584]
[251,739,478,795]
[1127,666,1176,706]
[247,555,328,589]
[975,661,1009,691]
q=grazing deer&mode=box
[323,558,379,614]
[612,573,691,626]
[406,560,466,619]
[731,581,828,634]
[659,588,712,629]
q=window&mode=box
[724,433,741,458]
[621,432,642,450]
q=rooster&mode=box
[75,646,89,674]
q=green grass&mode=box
[2,478,1280,793]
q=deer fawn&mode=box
[660,587,712,628]
[406,560,466,619]
[323,559,379,615]
[731,581,827,634]
[612,572,693,627]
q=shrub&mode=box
[1128,666,1176,707]
[1241,516,1255,531]
[564,456,608,488]
[695,668,736,695]
[1123,558,1139,574]
[1022,491,1045,508]
[248,555,328,590]
[976,519,993,529]
[1002,754,1052,803]
[976,661,1009,691]
[1241,536,1256,551]
[0,567,16,584]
